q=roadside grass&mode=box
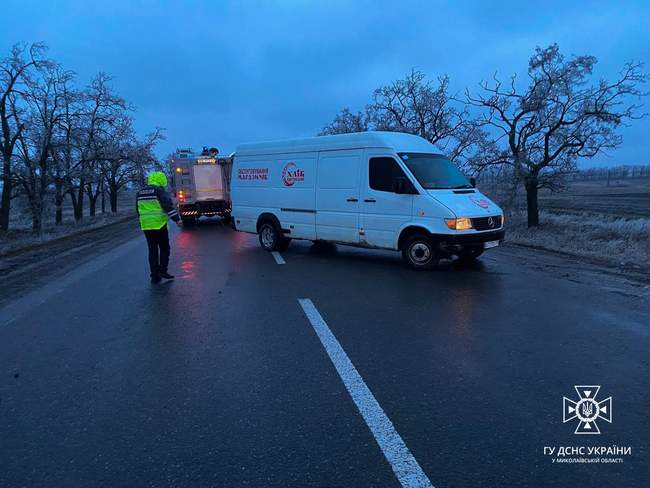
[505,209,650,271]
[1,191,137,256]
[0,209,136,256]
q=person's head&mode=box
[147,171,168,188]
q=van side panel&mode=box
[275,154,316,239]
[315,150,362,244]
[231,153,316,239]
[231,157,271,233]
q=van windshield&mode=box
[398,153,471,190]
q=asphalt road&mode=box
[1,220,648,487]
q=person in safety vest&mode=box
[136,171,182,283]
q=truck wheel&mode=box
[222,213,232,225]
[402,234,438,270]
[181,218,196,227]
[457,247,484,263]
[258,221,283,251]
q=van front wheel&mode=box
[259,222,280,251]
[402,234,438,270]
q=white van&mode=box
[231,131,504,269]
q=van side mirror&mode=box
[392,177,407,194]
[470,176,477,188]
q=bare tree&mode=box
[0,43,49,231]
[320,70,490,172]
[50,79,83,224]
[67,72,128,221]
[101,120,164,213]
[319,107,368,135]
[371,71,492,171]
[370,71,461,143]
[467,44,648,226]
[2,43,164,231]
[13,63,72,232]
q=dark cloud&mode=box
[3,0,649,165]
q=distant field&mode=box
[496,177,650,275]
[538,178,650,217]
[480,176,650,218]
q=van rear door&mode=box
[315,150,362,244]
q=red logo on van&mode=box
[282,162,304,186]
[470,197,490,209]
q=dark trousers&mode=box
[143,225,170,277]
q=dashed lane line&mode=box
[298,298,435,488]
[271,251,286,264]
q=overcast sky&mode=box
[3,0,649,167]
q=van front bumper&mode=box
[435,229,505,253]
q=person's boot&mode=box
[151,266,162,283]
[159,271,175,280]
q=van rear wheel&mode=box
[402,234,438,270]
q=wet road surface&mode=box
[1,221,648,487]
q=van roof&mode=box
[235,131,439,156]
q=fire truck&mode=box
[169,147,233,225]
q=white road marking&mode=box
[271,251,285,265]
[298,298,434,488]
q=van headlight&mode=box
[445,217,473,230]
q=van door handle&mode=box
[364,198,376,203]
[346,197,358,202]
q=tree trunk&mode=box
[73,195,83,221]
[55,179,64,225]
[110,185,118,213]
[70,188,84,222]
[31,199,42,234]
[73,179,84,221]
[0,155,11,231]
[87,182,102,217]
[524,175,539,227]
[89,192,96,216]
[101,181,106,213]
